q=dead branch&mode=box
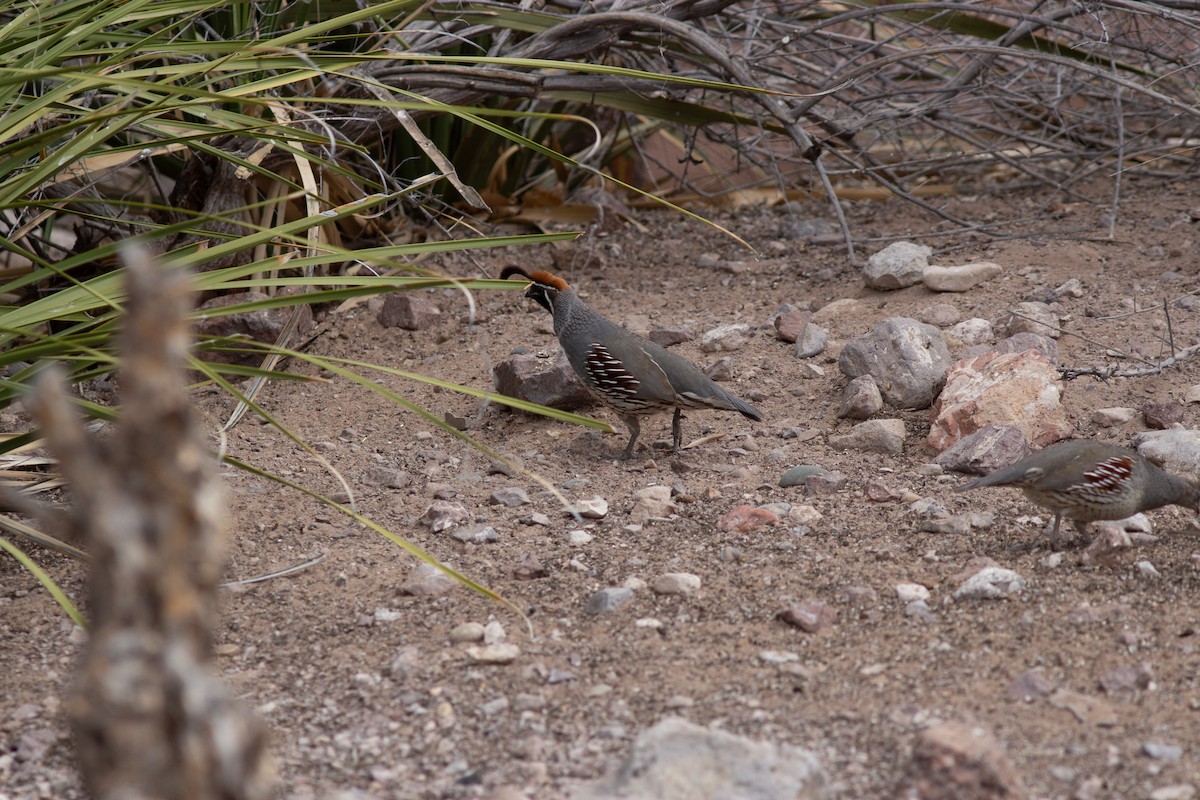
[1058,342,1200,380]
[29,248,274,800]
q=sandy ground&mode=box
[4,177,1200,799]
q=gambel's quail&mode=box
[500,266,763,459]
[957,439,1200,546]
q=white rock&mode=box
[1135,429,1200,474]
[946,317,994,347]
[630,485,675,524]
[788,505,823,525]
[651,572,701,596]
[567,529,594,545]
[759,650,800,665]
[954,567,1026,599]
[482,620,506,644]
[863,241,931,290]
[1148,785,1195,800]
[923,262,1002,292]
[1136,560,1161,579]
[449,622,485,643]
[699,323,753,353]
[828,418,905,455]
[895,583,930,603]
[466,643,521,664]
[1092,407,1137,426]
[570,496,609,519]
[812,298,868,328]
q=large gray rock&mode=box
[574,717,826,800]
[1134,429,1200,474]
[377,293,441,330]
[194,291,312,365]
[838,317,951,409]
[934,424,1031,476]
[863,241,932,290]
[828,419,905,454]
[492,350,594,410]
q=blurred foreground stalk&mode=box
[30,249,274,800]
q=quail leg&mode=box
[619,417,641,460]
[1047,512,1065,550]
[671,408,683,454]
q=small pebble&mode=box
[895,583,930,603]
[584,587,634,614]
[1143,742,1183,762]
[651,573,701,596]
[567,530,594,546]
[449,622,486,643]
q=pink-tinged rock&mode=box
[377,293,441,330]
[1049,689,1118,727]
[1080,523,1133,567]
[903,722,1027,800]
[1007,670,1055,701]
[864,479,901,502]
[1142,401,1185,430]
[774,309,812,343]
[648,326,694,348]
[777,601,837,633]
[717,504,779,533]
[927,349,1072,452]
[1098,662,1153,694]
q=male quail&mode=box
[500,266,763,459]
[957,439,1200,546]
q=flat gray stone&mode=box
[584,587,634,615]
[573,717,826,800]
[780,464,829,488]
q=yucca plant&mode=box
[0,0,791,619]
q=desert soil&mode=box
[4,177,1200,800]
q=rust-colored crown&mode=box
[500,265,569,290]
[528,270,569,290]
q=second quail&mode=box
[500,266,763,459]
[957,438,1200,546]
